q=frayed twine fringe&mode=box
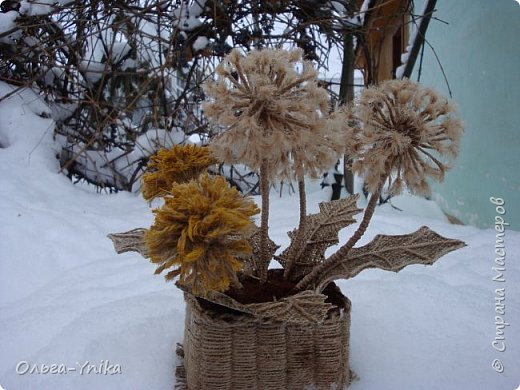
[174,343,187,390]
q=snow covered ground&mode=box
[1,82,519,389]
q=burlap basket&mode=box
[175,283,351,390]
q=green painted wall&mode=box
[412,0,520,230]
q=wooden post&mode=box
[401,0,437,79]
[337,21,355,198]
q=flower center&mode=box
[395,120,420,146]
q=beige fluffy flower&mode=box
[344,79,463,195]
[203,48,343,181]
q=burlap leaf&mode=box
[177,282,332,324]
[248,290,332,324]
[278,195,362,279]
[177,283,257,315]
[107,228,149,258]
[315,226,466,291]
[108,226,272,282]
[242,227,280,275]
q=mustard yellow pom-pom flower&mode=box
[142,144,217,201]
[145,173,259,295]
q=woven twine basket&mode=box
[175,283,351,390]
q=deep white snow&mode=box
[1,81,519,390]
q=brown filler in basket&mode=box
[175,271,352,390]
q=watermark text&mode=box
[16,360,121,376]
[490,196,509,373]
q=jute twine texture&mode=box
[177,289,351,390]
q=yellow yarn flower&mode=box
[203,48,343,181]
[142,144,216,201]
[145,173,260,295]
[345,79,463,195]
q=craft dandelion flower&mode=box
[346,79,463,195]
[142,144,217,201]
[145,173,260,295]
[203,48,343,181]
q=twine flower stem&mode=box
[283,179,307,280]
[295,179,385,291]
[259,160,270,283]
